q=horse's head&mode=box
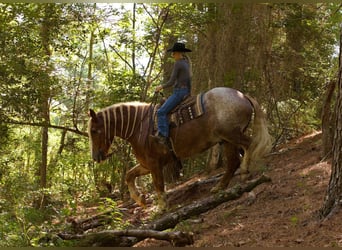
[88,109,111,163]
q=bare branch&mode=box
[4,120,88,137]
[109,44,134,72]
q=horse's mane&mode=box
[95,101,152,142]
[99,101,149,112]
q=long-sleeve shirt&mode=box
[162,59,191,90]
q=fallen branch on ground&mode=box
[59,174,271,246]
[146,174,272,231]
[67,209,115,233]
[166,173,223,204]
[58,229,193,247]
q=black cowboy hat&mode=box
[167,42,192,52]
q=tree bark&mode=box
[59,229,193,247]
[320,26,342,218]
[39,4,54,195]
[321,78,336,158]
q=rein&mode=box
[143,91,163,138]
[134,92,164,145]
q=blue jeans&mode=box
[157,88,190,137]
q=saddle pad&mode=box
[153,93,205,132]
[169,93,205,127]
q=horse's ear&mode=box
[88,109,98,122]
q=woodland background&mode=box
[0,3,342,246]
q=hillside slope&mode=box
[136,131,342,247]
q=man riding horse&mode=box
[150,42,192,148]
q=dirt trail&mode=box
[134,131,342,247]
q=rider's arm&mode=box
[159,61,181,90]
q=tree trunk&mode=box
[141,4,171,101]
[132,3,136,75]
[193,4,271,95]
[84,4,96,128]
[39,4,54,194]
[321,78,336,158]
[40,121,49,190]
[319,26,342,218]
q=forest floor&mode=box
[74,131,342,247]
[131,131,342,247]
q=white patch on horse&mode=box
[120,106,124,137]
[124,105,130,139]
[106,109,111,142]
[129,106,139,139]
[102,110,107,145]
[113,106,117,138]
[138,105,146,142]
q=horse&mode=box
[88,87,272,209]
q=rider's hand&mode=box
[155,85,163,93]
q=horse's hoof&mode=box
[137,194,146,207]
[240,172,249,181]
[156,194,168,211]
[210,185,221,193]
[159,200,167,211]
[158,204,167,213]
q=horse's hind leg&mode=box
[218,127,251,181]
[239,146,251,180]
[125,164,150,207]
[239,134,256,180]
[211,142,240,193]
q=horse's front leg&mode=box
[150,165,167,210]
[125,164,150,207]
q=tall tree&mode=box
[320,25,342,218]
[39,4,55,191]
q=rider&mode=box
[152,42,192,147]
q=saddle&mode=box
[153,93,205,131]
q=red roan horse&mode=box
[88,87,272,209]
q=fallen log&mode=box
[67,210,113,233]
[68,206,135,233]
[58,229,193,247]
[167,173,223,206]
[146,174,272,231]
[59,174,270,247]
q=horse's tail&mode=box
[245,95,273,168]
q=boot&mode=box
[149,133,173,150]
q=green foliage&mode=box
[0,3,341,246]
[97,198,129,229]
[290,216,299,226]
[270,97,321,142]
